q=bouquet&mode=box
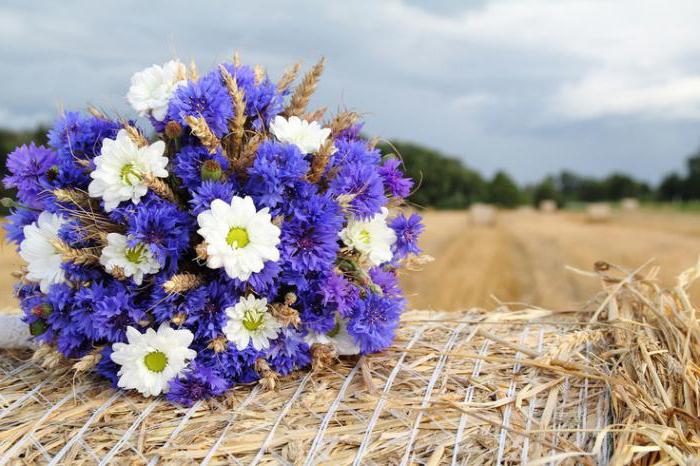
[4,55,425,404]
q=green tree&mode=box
[487,171,521,208]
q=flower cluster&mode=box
[5,56,425,405]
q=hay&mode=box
[0,261,699,464]
[585,203,613,223]
[539,199,558,213]
[621,198,639,211]
[469,203,497,226]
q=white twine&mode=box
[351,327,425,466]
[250,372,313,466]
[200,385,261,466]
[451,336,491,465]
[303,361,361,466]
[147,400,202,466]
[0,385,89,463]
[400,323,465,466]
[495,326,530,466]
[98,398,159,466]
[49,391,122,465]
[520,327,545,464]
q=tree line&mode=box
[380,141,697,209]
[0,128,694,210]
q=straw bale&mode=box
[539,199,557,213]
[0,260,698,464]
[585,203,613,223]
[469,203,497,226]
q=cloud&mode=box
[1,0,700,182]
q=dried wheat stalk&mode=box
[122,123,149,148]
[276,62,302,93]
[143,174,177,203]
[163,273,203,294]
[219,65,246,160]
[284,58,325,117]
[184,115,221,154]
[51,240,100,266]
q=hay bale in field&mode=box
[469,202,497,226]
[585,202,613,222]
[538,199,557,213]
[1,261,699,465]
[620,197,639,211]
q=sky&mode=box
[2,0,700,183]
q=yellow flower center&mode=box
[144,350,168,373]
[359,229,371,244]
[120,163,142,186]
[227,227,250,248]
[124,243,147,264]
[242,309,265,331]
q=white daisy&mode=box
[340,207,397,266]
[99,233,161,285]
[223,295,282,351]
[19,212,67,293]
[111,324,196,397]
[88,129,168,212]
[126,60,187,121]
[196,196,281,281]
[269,115,331,154]
[305,315,360,356]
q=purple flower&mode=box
[329,162,386,219]
[369,267,402,298]
[319,272,358,318]
[244,141,309,210]
[281,194,342,273]
[167,365,229,406]
[190,181,236,215]
[4,208,38,247]
[90,281,146,342]
[47,112,121,188]
[173,145,231,192]
[215,64,284,128]
[124,195,192,269]
[390,213,424,260]
[346,293,402,354]
[4,143,57,208]
[266,329,311,375]
[379,158,413,199]
[167,75,232,137]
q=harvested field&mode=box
[400,208,700,311]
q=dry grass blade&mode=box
[53,188,91,208]
[143,174,177,203]
[307,138,335,183]
[184,116,221,154]
[328,111,359,136]
[219,65,246,160]
[284,58,325,117]
[277,62,302,93]
[122,122,149,148]
[51,240,100,266]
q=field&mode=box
[400,207,700,311]
[1,208,699,311]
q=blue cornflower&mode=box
[167,364,230,406]
[390,213,424,260]
[266,329,311,375]
[281,194,342,273]
[4,208,38,247]
[244,141,309,210]
[319,272,359,318]
[4,143,57,209]
[329,162,386,219]
[167,74,232,137]
[190,180,236,215]
[125,195,192,269]
[346,293,402,354]
[173,145,231,192]
[379,158,413,199]
[90,281,146,342]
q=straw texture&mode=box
[0,261,698,465]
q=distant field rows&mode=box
[400,208,700,311]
